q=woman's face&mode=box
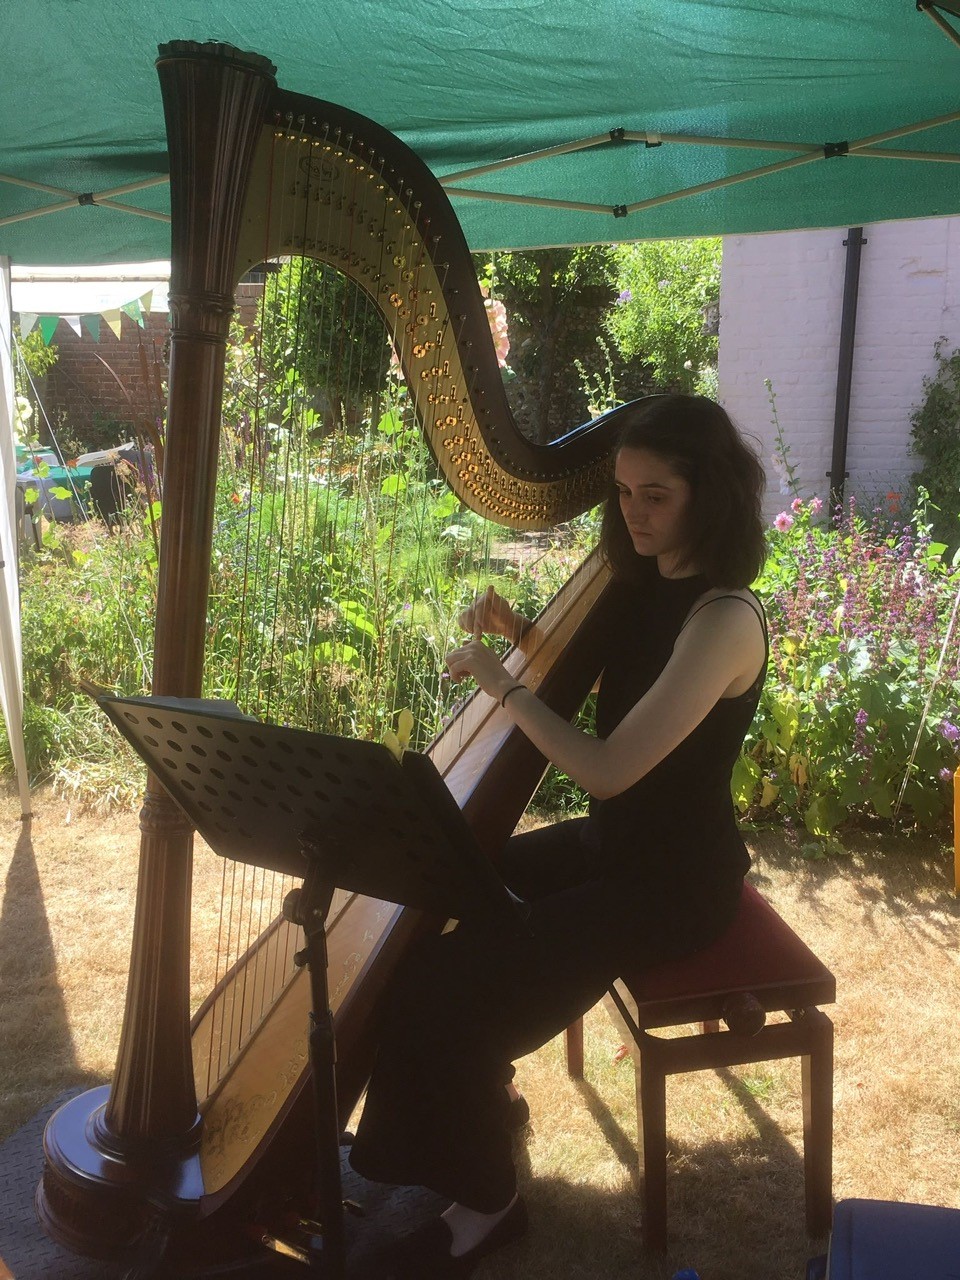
[614,446,694,575]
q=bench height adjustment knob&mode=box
[722,991,766,1035]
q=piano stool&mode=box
[563,880,836,1251]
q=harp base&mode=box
[36,1086,204,1265]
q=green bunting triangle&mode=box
[81,314,100,341]
[121,298,144,327]
[38,315,59,345]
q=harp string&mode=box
[194,115,546,1096]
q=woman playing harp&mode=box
[349,393,768,1277]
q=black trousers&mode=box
[348,819,740,1211]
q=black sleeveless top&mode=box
[582,568,766,903]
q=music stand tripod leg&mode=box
[276,838,349,1276]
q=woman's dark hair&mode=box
[598,393,766,588]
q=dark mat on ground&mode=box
[0,1093,444,1279]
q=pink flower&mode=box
[774,512,794,532]
[792,497,804,512]
[809,496,823,515]
[484,297,510,368]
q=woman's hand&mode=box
[445,632,515,703]
[458,586,527,644]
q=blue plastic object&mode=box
[671,1271,701,1280]
[827,1199,960,1278]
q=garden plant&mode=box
[8,247,960,847]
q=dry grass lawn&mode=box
[2,783,959,1279]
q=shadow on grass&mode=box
[747,825,959,946]
[0,816,105,1141]
[489,1153,820,1280]
[518,1067,820,1280]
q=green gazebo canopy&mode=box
[2,0,960,263]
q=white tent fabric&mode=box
[0,255,32,815]
[10,262,170,318]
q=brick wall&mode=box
[28,279,264,454]
[37,311,168,450]
[718,218,960,519]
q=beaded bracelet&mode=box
[500,683,526,708]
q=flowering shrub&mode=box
[604,238,721,391]
[736,494,960,838]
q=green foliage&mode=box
[481,247,625,443]
[910,338,960,550]
[604,239,721,391]
[15,325,58,380]
[738,494,960,843]
[13,325,58,445]
[489,247,615,305]
[11,355,595,798]
[257,258,392,427]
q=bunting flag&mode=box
[16,290,157,344]
[121,297,144,328]
[102,309,123,341]
[38,315,59,345]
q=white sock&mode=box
[441,1193,518,1258]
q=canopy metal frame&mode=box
[1,4,959,249]
[440,106,960,220]
[0,173,170,231]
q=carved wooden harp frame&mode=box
[37,40,632,1264]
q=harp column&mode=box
[38,43,276,1257]
[106,38,277,1143]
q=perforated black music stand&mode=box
[89,688,522,1277]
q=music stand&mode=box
[89,688,523,1277]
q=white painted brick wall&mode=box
[718,219,960,521]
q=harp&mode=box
[37,41,634,1267]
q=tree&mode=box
[483,247,631,443]
[257,258,392,432]
[605,239,721,392]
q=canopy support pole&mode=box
[0,255,32,817]
[828,228,866,520]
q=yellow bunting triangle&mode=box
[103,308,123,340]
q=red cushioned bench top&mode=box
[617,880,836,1030]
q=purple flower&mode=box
[617,289,632,304]
[940,767,955,783]
[855,709,868,728]
[774,512,794,532]
[940,720,960,743]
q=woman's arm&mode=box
[446,596,764,800]
[457,585,540,655]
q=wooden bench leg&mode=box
[636,1032,668,1252]
[799,1008,834,1237]
[565,1017,584,1079]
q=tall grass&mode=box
[6,405,592,800]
